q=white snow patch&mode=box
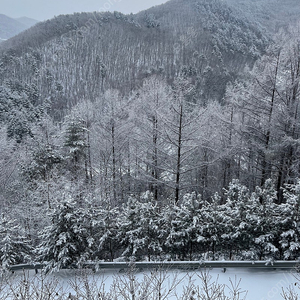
[3,267,298,300]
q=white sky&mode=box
[0,0,169,21]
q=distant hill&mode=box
[0,0,270,108]
[15,17,39,28]
[224,0,300,32]
[0,0,299,119]
[0,14,38,41]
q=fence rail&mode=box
[9,260,300,272]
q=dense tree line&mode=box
[0,0,300,272]
[0,0,270,119]
[2,179,300,271]
[225,27,300,201]
[0,26,299,239]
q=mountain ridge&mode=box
[224,0,300,32]
[15,16,39,28]
[0,14,38,41]
[0,0,298,118]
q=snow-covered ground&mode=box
[203,268,297,300]
[3,267,299,300]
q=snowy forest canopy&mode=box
[2,179,300,271]
[1,0,300,270]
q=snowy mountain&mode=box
[0,0,271,108]
[15,16,39,28]
[224,0,300,32]
[0,14,38,41]
[1,0,298,105]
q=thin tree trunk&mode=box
[175,104,183,204]
[112,124,117,203]
[152,115,159,201]
[261,52,280,186]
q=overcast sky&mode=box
[0,0,169,21]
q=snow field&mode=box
[1,267,299,300]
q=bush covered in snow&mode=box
[3,179,300,272]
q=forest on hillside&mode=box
[0,0,300,270]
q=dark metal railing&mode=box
[8,260,300,273]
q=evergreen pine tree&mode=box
[279,180,300,260]
[91,204,119,262]
[37,198,89,272]
[221,180,257,259]
[252,179,279,260]
[117,197,161,261]
[0,215,31,270]
[202,193,224,260]
[165,192,203,260]
[64,117,87,181]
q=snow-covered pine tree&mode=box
[221,180,257,259]
[90,204,119,262]
[37,197,89,272]
[139,196,162,261]
[117,196,161,261]
[117,197,142,260]
[279,180,300,260]
[0,215,32,270]
[63,116,87,182]
[201,193,224,260]
[164,192,203,260]
[157,202,174,259]
[0,81,42,143]
[252,179,279,260]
